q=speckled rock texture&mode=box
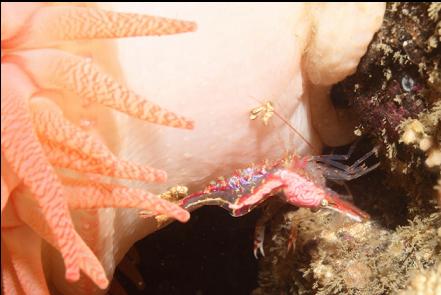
[255,3,441,294]
[331,2,440,203]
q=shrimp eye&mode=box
[320,199,329,207]
[401,75,415,92]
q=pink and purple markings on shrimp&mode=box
[180,146,378,220]
[180,166,273,217]
[179,146,379,257]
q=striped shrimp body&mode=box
[179,144,379,257]
[180,165,276,217]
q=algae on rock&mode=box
[331,2,440,202]
[256,209,440,295]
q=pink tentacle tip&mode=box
[155,170,168,182]
[186,120,195,129]
[65,267,80,282]
[97,277,110,290]
[178,210,191,223]
[186,21,198,32]
[178,119,194,130]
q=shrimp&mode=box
[152,101,380,257]
[179,142,379,256]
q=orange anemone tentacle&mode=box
[2,226,50,294]
[42,142,166,183]
[1,176,9,213]
[12,190,109,290]
[62,177,190,222]
[7,50,194,129]
[1,63,82,281]
[29,97,167,182]
[1,240,24,295]
[5,5,197,49]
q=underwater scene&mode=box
[1,2,440,295]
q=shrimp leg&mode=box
[312,146,380,181]
[253,199,286,258]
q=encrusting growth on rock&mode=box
[255,209,440,295]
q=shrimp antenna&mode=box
[248,96,319,154]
